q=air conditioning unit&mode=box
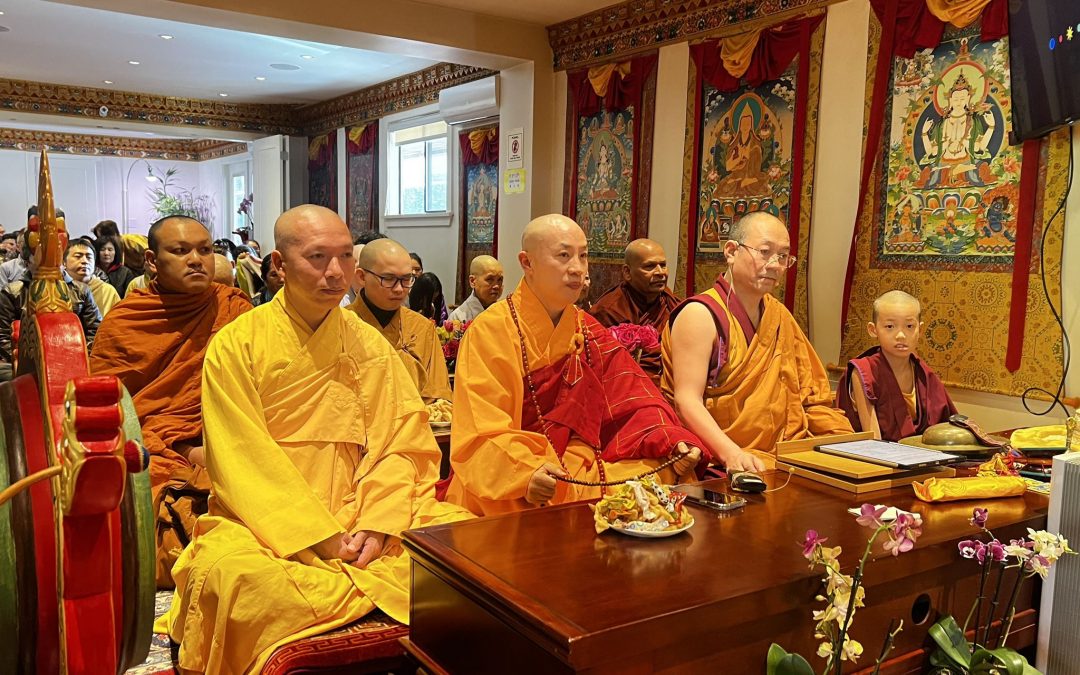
[438,76,499,126]
[1037,451,1080,674]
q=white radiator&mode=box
[1037,452,1080,674]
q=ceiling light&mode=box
[0,26,8,32]
[128,60,140,65]
[0,11,5,15]
[103,80,113,85]
[159,34,173,40]
[219,93,228,97]
[254,76,266,81]
[301,54,314,60]
[269,63,300,71]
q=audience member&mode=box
[65,237,120,316]
[449,255,503,323]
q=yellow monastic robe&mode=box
[162,291,471,675]
[447,281,679,517]
[348,298,452,404]
[88,276,120,315]
[660,281,852,465]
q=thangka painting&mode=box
[346,122,378,238]
[576,110,635,258]
[695,65,796,255]
[465,162,498,245]
[308,131,336,212]
[875,32,1018,271]
[840,22,1068,398]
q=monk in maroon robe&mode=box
[835,291,956,441]
[446,215,706,516]
[590,238,680,384]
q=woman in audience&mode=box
[409,272,448,323]
[95,235,135,298]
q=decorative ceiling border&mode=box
[0,127,248,161]
[296,63,496,135]
[0,78,300,135]
[547,0,836,70]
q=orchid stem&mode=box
[983,559,1007,647]
[996,567,1026,648]
[871,619,903,675]
[833,526,885,675]
[966,555,992,652]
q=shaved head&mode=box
[212,253,232,286]
[624,239,664,266]
[274,205,341,256]
[518,214,589,321]
[469,254,500,276]
[873,290,921,322]
[728,211,784,244]
[356,237,410,270]
[521,214,583,253]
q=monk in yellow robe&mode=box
[589,238,680,384]
[162,205,471,675]
[447,214,705,517]
[90,216,251,587]
[661,212,852,471]
[348,238,452,405]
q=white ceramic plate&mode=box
[610,516,694,538]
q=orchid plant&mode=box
[927,507,1074,675]
[768,504,922,675]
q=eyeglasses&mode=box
[362,268,416,289]
[736,242,797,269]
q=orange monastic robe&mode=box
[89,281,252,585]
[590,281,680,382]
[447,281,702,516]
[660,277,851,464]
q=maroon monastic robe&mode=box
[590,282,680,383]
[836,346,956,442]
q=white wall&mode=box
[0,149,251,240]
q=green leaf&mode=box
[970,648,1040,675]
[929,616,973,669]
[766,644,815,675]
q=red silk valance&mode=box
[567,53,658,117]
[461,125,498,166]
[689,14,825,92]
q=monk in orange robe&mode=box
[590,238,680,384]
[90,215,251,587]
[661,212,852,471]
[447,214,705,517]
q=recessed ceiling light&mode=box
[300,54,315,60]
[218,93,228,97]
[269,63,300,71]
[159,34,173,40]
[103,80,113,85]
[128,60,140,65]
[0,11,5,15]
[254,76,266,81]
[0,26,10,33]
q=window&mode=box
[226,161,251,237]
[390,120,448,215]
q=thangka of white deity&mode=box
[877,29,1021,270]
[695,65,795,254]
[575,109,634,255]
[465,161,498,245]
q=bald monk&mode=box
[348,238,452,405]
[449,254,504,323]
[447,214,706,516]
[162,205,471,674]
[661,212,852,472]
[90,215,251,587]
[212,253,234,287]
[590,238,680,383]
[836,290,956,441]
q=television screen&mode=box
[1009,0,1080,141]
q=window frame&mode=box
[385,113,452,223]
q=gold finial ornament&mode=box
[26,151,73,314]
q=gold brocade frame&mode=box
[838,17,1067,399]
[673,21,826,336]
[0,127,246,161]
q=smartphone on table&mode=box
[673,485,747,511]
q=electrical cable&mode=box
[1020,131,1074,418]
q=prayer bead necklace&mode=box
[506,296,686,489]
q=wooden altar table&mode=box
[402,471,1047,674]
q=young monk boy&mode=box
[836,290,956,441]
